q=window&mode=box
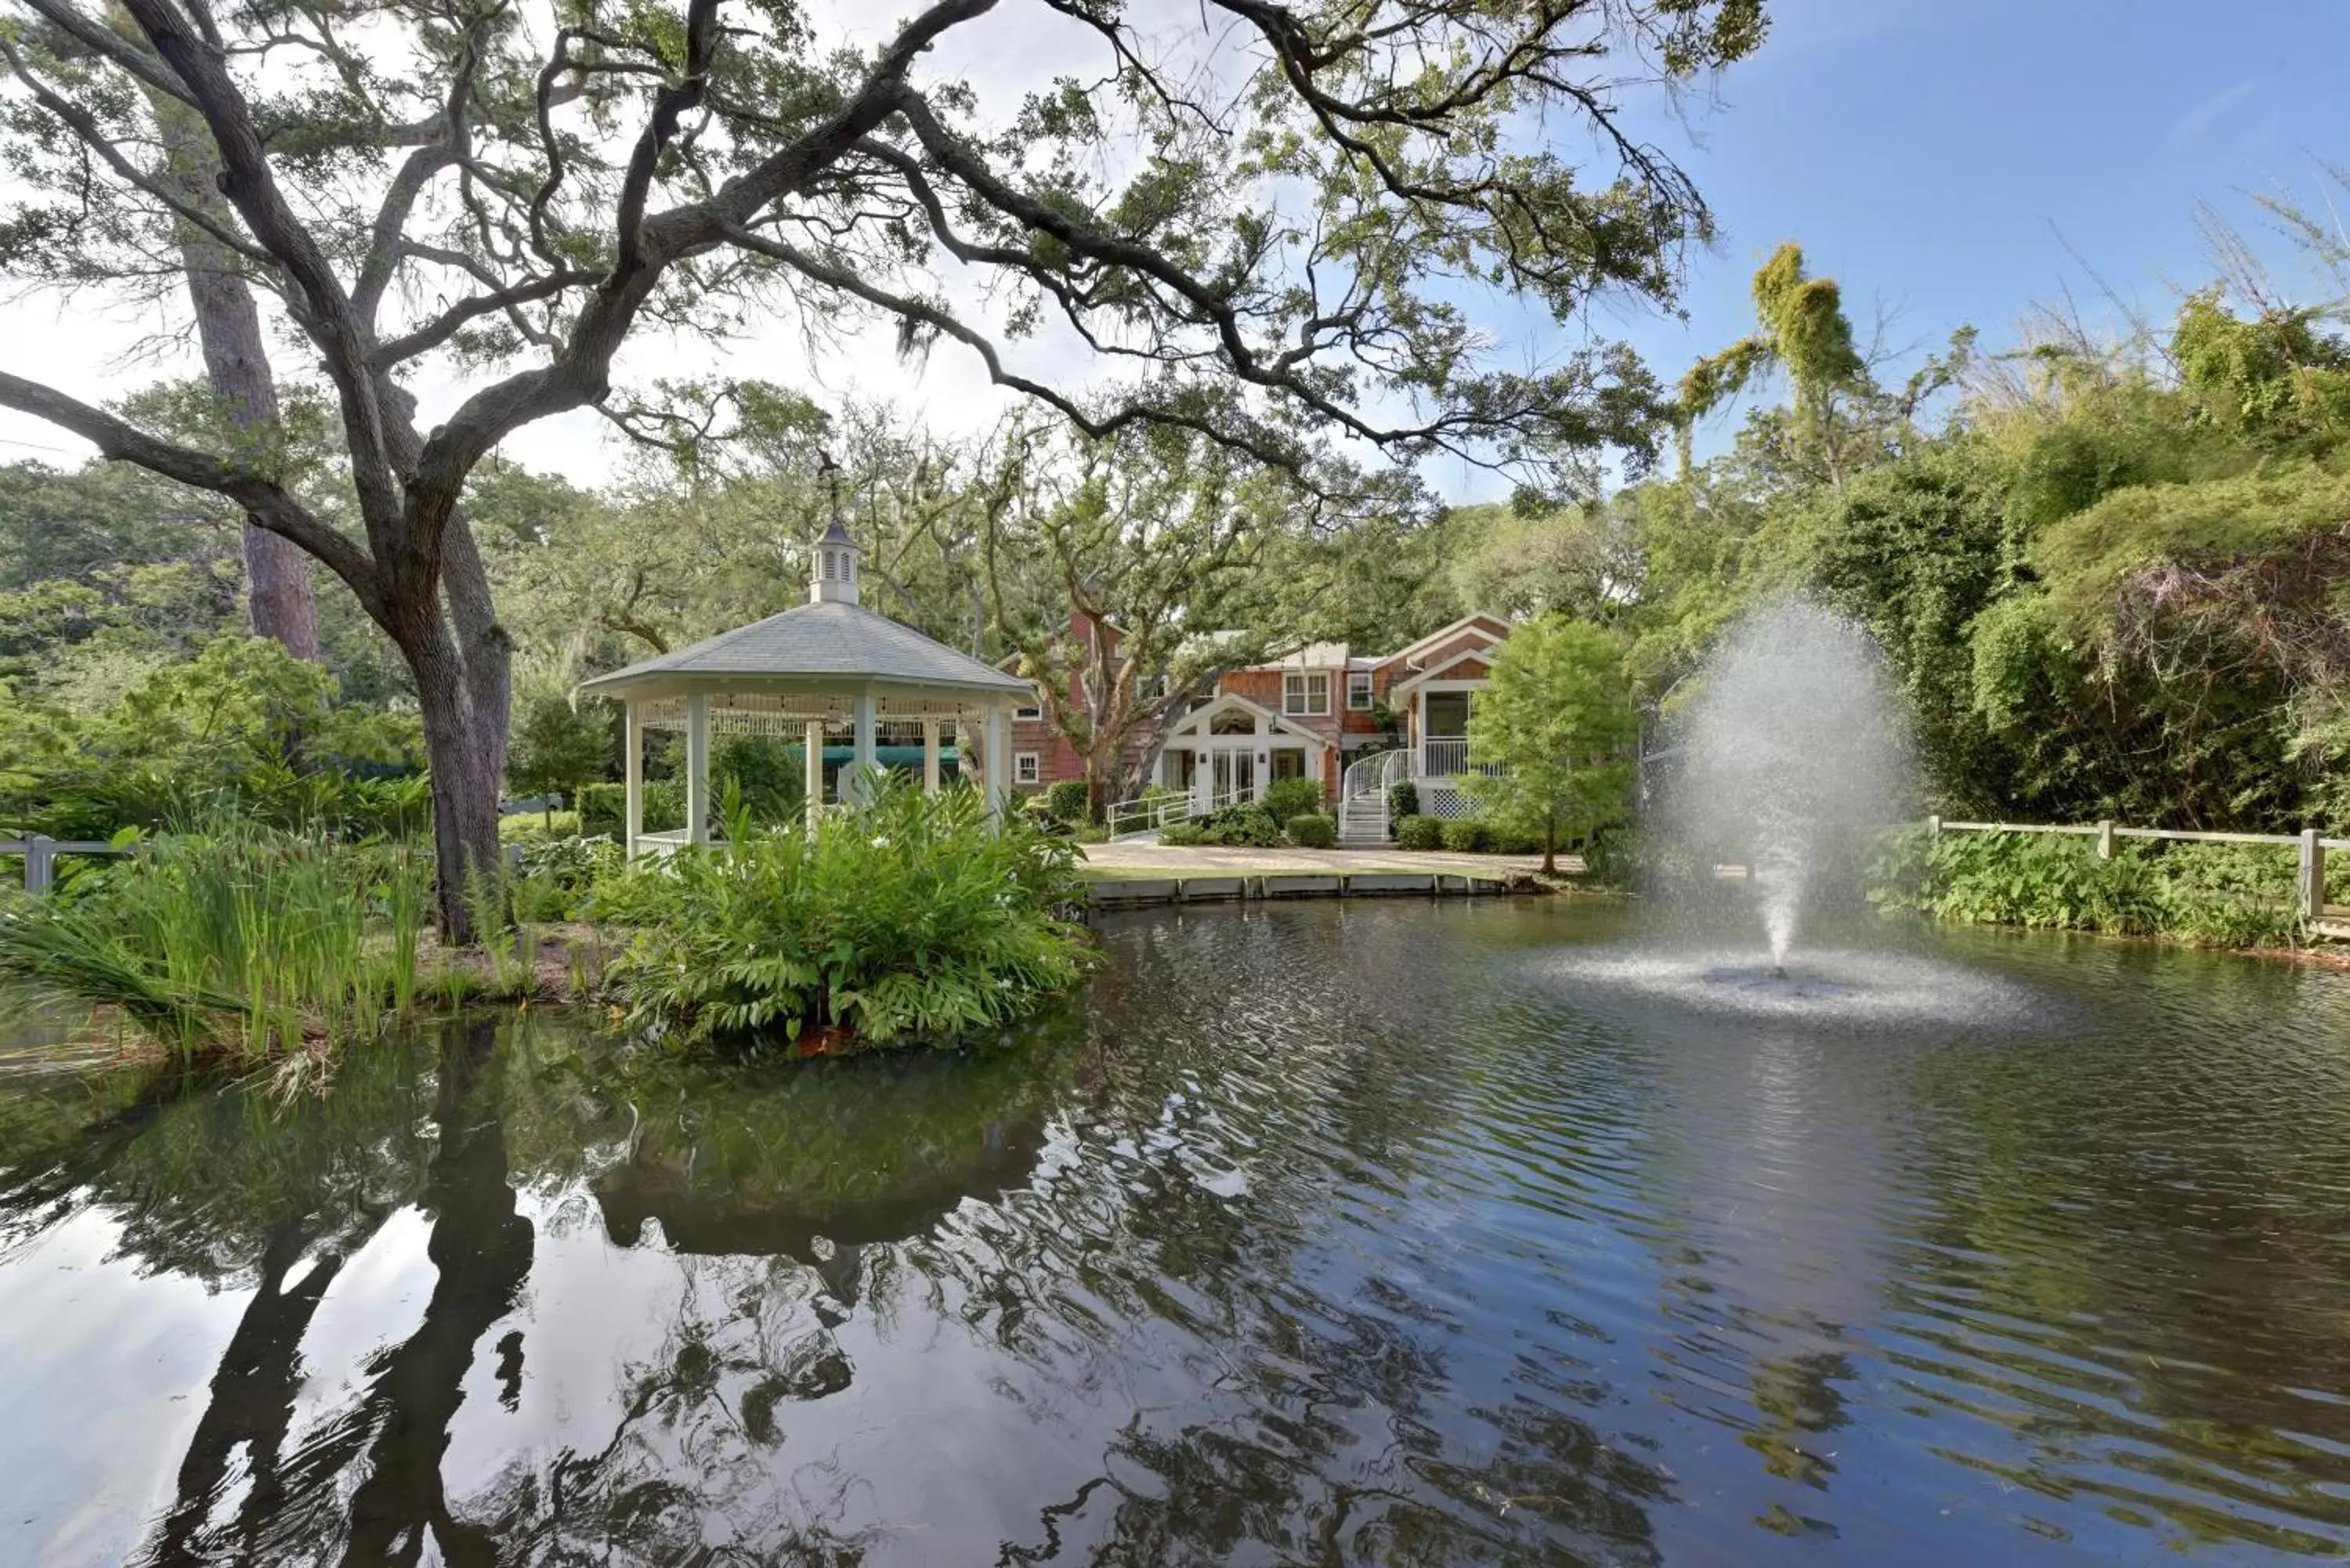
[1013,752,1042,785]
[1347,671,1373,711]
[1283,671,1330,716]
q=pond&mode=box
[5,900,2350,1566]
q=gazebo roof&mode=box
[578,598,1032,698]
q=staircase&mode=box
[1339,792,1390,848]
[1337,748,1410,850]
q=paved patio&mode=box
[1079,842,1564,879]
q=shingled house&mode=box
[1005,612,1512,820]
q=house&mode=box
[1006,612,1513,824]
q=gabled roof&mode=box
[579,599,1032,696]
[1387,645,1497,696]
[1166,688,1325,741]
[1376,612,1510,671]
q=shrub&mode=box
[1285,812,1336,848]
[500,810,583,843]
[1871,828,2318,947]
[594,779,1088,1050]
[578,780,683,838]
[1021,796,1074,837]
[1483,822,1542,854]
[1387,780,1419,823]
[1043,779,1092,822]
[1158,821,1206,846]
[1197,805,1282,847]
[1440,818,1489,853]
[1395,815,1442,851]
[1261,777,1326,826]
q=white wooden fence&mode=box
[1928,815,2348,923]
[0,835,132,894]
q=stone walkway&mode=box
[1079,842,1562,879]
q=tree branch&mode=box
[0,372,380,607]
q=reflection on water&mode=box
[3,901,2350,1565]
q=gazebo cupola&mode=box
[811,519,862,605]
[577,518,1036,857]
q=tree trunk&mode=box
[411,635,507,943]
[136,33,320,658]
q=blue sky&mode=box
[4,0,2341,491]
[1437,0,2350,493]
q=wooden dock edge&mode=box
[1085,870,1538,909]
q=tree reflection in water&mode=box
[10,902,2340,1565]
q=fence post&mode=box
[2096,820,2115,861]
[2301,829,2326,922]
[23,833,53,894]
[1927,814,1941,840]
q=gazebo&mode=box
[577,521,1035,856]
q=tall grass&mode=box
[592,779,1088,1050]
[0,826,432,1059]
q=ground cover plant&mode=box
[589,781,1087,1052]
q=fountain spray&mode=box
[1668,598,1909,970]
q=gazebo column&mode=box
[803,718,824,832]
[983,702,1011,826]
[684,692,711,845]
[623,698,644,858]
[922,719,941,794]
[851,694,878,805]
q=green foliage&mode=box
[501,810,584,843]
[506,692,611,814]
[593,780,1086,1050]
[0,634,425,840]
[1387,779,1420,821]
[1189,804,1282,847]
[1157,821,1207,847]
[0,826,433,1058]
[1439,819,1488,853]
[1465,616,1638,869]
[1285,812,1336,848]
[1395,815,1444,851]
[1871,828,2329,947]
[1260,776,1327,826]
[1043,779,1093,823]
[579,781,684,838]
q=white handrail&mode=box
[1104,783,1258,840]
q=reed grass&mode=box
[0,825,436,1060]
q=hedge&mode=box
[1440,818,1488,853]
[1285,813,1336,848]
[1262,777,1326,826]
[1396,815,1442,850]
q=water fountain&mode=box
[1670,595,1910,974]
[1549,597,2037,1027]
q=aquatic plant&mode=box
[0,826,435,1057]
[594,779,1087,1050]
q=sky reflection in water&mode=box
[2,900,2349,1565]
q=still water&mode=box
[5,900,2350,1566]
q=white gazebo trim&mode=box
[577,518,1029,854]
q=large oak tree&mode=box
[1,0,1765,936]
